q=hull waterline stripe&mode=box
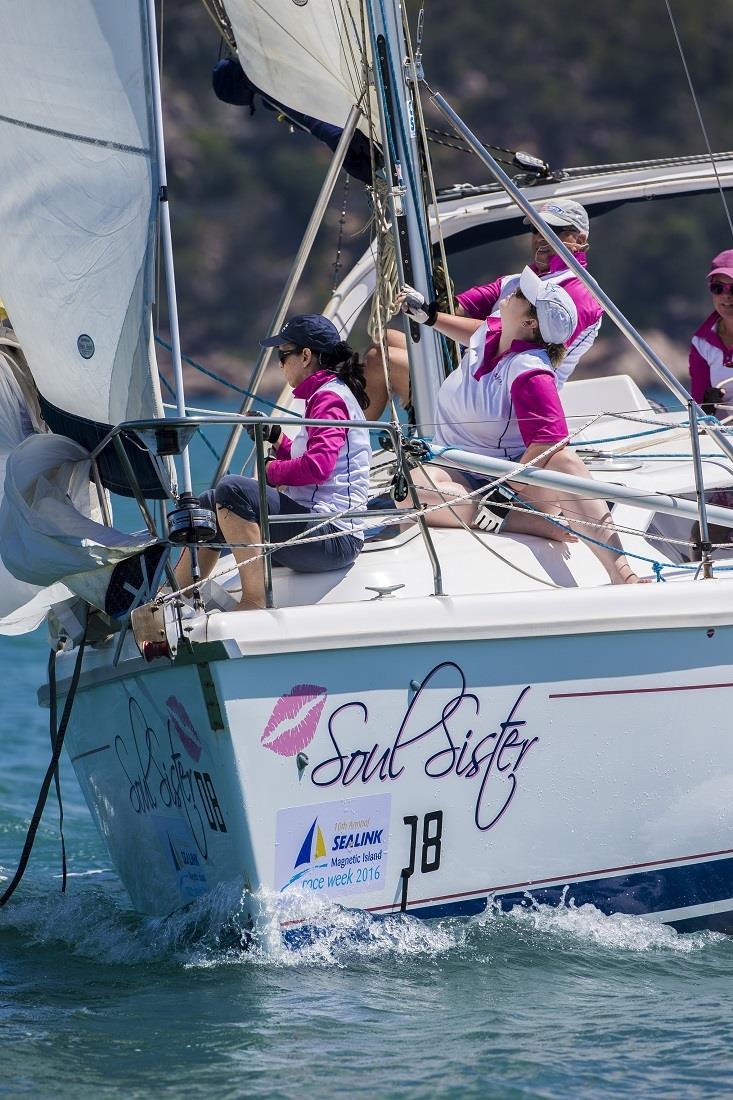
[280,853,733,932]
[548,680,733,699]
[0,114,151,156]
[69,744,111,764]
[361,845,733,915]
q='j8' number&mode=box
[402,810,444,879]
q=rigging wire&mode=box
[359,0,402,429]
[401,0,460,373]
[198,0,237,51]
[329,0,365,104]
[425,127,525,166]
[331,173,351,292]
[155,0,165,338]
[664,0,733,239]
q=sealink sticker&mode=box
[154,816,208,902]
[275,794,390,898]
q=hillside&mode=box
[160,1,733,396]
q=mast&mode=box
[366,0,445,431]
[144,0,193,497]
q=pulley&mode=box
[167,492,218,545]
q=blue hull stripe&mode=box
[281,856,733,946]
[405,855,733,932]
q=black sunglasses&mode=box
[277,347,300,364]
[528,225,576,235]
[710,282,733,296]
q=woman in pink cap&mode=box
[689,250,733,417]
[396,270,640,584]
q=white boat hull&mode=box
[57,583,733,935]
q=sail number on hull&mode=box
[400,810,443,910]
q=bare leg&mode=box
[397,465,480,528]
[363,330,411,420]
[216,506,267,610]
[506,448,640,583]
[174,545,221,592]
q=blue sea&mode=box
[1,627,733,1100]
[2,389,733,1099]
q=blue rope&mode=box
[569,416,722,448]
[569,426,675,445]
[586,452,730,460]
[450,467,700,579]
[154,336,298,416]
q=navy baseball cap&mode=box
[261,314,342,352]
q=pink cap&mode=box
[707,249,733,280]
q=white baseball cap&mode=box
[519,267,577,344]
[523,198,590,235]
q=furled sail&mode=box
[0,2,164,476]
[221,0,370,128]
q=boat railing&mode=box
[87,413,444,605]
[88,409,733,606]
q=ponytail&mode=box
[318,341,370,410]
[526,304,568,371]
[544,343,567,370]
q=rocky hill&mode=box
[160,1,733,398]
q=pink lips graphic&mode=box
[261,685,328,757]
[166,695,203,762]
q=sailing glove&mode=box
[400,285,439,326]
[246,411,282,446]
[702,387,725,416]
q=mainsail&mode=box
[221,0,369,128]
[0,1,164,457]
[0,1,170,632]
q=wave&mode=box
[0,869,727,971]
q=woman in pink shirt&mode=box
[689,249,733,417]
[363,199,600,416]
[399,270,640,584]
[177,315,371,610]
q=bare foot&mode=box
[612,562,643,584]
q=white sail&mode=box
[0,1,163,430]
[221,0,368,127]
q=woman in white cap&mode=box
[397,269,640,584]
[689,249,733,417]
[363,198,602,418]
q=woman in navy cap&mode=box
[689,249,733,417]
[177,315,371,610]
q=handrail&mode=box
[430,446,733,531]
[89,414,445,601]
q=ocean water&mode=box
[1,633,733,1099]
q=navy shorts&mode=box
[199,475,362,573]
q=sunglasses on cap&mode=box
[710,282,733,296]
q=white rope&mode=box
[367,175,401,343]
[165,416,603,603]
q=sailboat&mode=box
[2,0,733,938]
